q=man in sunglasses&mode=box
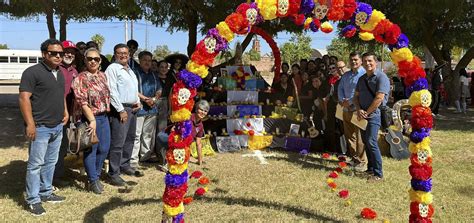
[19,38,69,216]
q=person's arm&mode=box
[337,76,345,104]
[196,137,203,165]
[19,92,35,140]
[62,97,68,125]
[366,92,385,115]
[367,74,391,115]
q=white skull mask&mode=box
[313,4,328,20]
[246,8,258,25]
[278,0,289,15]
[355,12,368,26]
[417,150,429,163]
[418,203,429,217]
[173,148,186,164]
[204,37,217,54]
[177,88,191,105]
[420,92,431,107]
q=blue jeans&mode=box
[361,114,383,177]
[155,131,169,165]
[26,123,63,205]
[84,115,111,182]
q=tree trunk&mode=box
[45,2,56,39]
[59,14,67,41]
[186,10,198,57]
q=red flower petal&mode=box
[195,187,206,196]
[190,171,203,179]
[183,196,194,205]
[361,208,377,219]
[339,189,349,199]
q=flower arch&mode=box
[163,1,434,222]
[249,26,282,82]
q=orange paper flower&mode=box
[338,162,348,168]
[328,182,337,189]
[183,196,194,205]
[361,208,377,219]
[322,153,330,159]
[198,177,210,185]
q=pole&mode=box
[125,19,128,43]
[145,21,149,51]
[131,20,134,40]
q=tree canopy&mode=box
[280,33,312,66]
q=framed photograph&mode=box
[220,67,228,77]
[289,124,300,136]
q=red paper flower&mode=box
[403,69,426,87]
[171,81,197,112]
[335,167,343,173]
[398,56,423,78]
[183,196,194,205]
[168,131,193,149]
[191,40,218,66]
[165,146,191,165]
[343,28,357,38]
[328,182,337,189]
[292,14,306,26]
[409,214,433,223]
[342,0,357,20]
[409,164,433,181]
[246,122,251,127]
[361,208,377,220]
[322,153,330,159]
[410,153,433,167]
[411,106,433,129]
[248,130,255,136]
[163,183,188,207]
[225,13,249,35]
[195,187,206,196]
[410,202,434,218]
[338,162,348,168]
[338,189,349,199]
[198,176,210,185]
[326,0,345,21]
[328,172,339,178]
[373,19,401,45]
[190,171,203,179]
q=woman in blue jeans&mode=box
[72,48,111,194]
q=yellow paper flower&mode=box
[326,178,334,184]
[168,162,188,175]
[390,48,414,64]
[216,21,234,42]
[359,10,386,31]
[359,32,374,41]
[186,61,208,78]
[320,21,334,33]
[256,0,277,20]
[163,203,184,216]
[345,200,352,206]
[409,89,432,107]
[170,108,192,123]
[409,137,432,154]
[304,17,313,28]
[409,189,433,204]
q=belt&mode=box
[122,103,134,108]
[94,112,107,116]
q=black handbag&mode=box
[363,78,392,130]
[67,121,99,154]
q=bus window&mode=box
[29,57,38,63]
[20,57,28,63]
[10,57,18,63]
[0,56,8,63]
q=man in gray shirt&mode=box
[106,43,143,186]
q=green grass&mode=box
[0,107,473,222]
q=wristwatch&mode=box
[152,97,157,103]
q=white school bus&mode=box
[0,49,42,81]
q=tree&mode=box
[248,49,261,61]
[280,33,312,65]
[153,45,172,60]
[0,44,8,49]
[91,34,105,51]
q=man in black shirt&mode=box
[19,39,68,216]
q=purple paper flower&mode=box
[411,178,432,192]
[389,33,410,50]
[173,213,184,223]
[165,170,188,187]
[178,70,202,89]
[206,28,228,52]
[341,25,356,36]
[352,3,372,24]
[176,120,192,138]
[300,0,315,15]
[410,128,431,143]
[249,2,264,25]
[405,78,428,97]
[309,21,319,32]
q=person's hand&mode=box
[26,124,36,141]
[144,98,154,107]
[132,103,141,112]
[120,111,128,123]
[87,120,96,135]
[342,99,351,108]
[62,112,69,125]
[357,109,368,121]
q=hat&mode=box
[165,53,189,65]
[62,40,77,50]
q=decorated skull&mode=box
[355,12,368,26]
[204,37,217,54]
[173,148,186,164]
[313,4,328,20]
[418,203,429,218]
[246,8,258,25]
[177,88,191,105]
[420,92,431,107]
[278,0,289,15]
[417,150,429,163]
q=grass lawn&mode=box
[0,106,473,222]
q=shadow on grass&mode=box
[83,195,340,222]
[266,150,337,172]
[0,160,27,207]
[0,106,28,149]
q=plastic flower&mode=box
[195,187,207,196]
[339,189,349,199]
[183,196,193,205]
[198,176,210,185]
[361,208,377,219]
[190,170,203,179]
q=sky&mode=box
[0,15,336,55]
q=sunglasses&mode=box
[47,51,65,57]
[86,57,101,62]
[329,66,336,70]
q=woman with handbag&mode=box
[72,47,111,194]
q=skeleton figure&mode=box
[313,4,328,20]
[177,88,191,105]
[204,37,217,54]
[246,8,258,25]
[173,148,186,164]
[417,150,429,164]
[419,203,429,218]
[355,12,368,26]
[278,0,289,15]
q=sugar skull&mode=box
[417,150,429,164]
[173,148,186,164]
[420,92,431,107]
[246,8,258,25]
[204,37,217,54]
[355,12,368,26]
[313,4,328,20]
[278,0,290,15]
[177,88,191,105]
[419,203,429,217]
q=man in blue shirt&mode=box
[337,52,366,171]
[106,43,142,186]
[131,51,162,166]
[354,52,391,183]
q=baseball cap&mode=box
[62,40,77,50]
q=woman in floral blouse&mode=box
[72,48,111,194]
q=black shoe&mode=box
[122,168,144,177]
[97,181,104,191]
[40,193,65,203]
[88,181,102,194]
[53,179,71,187]
[27,203,46,216]
[108,175,126,186]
